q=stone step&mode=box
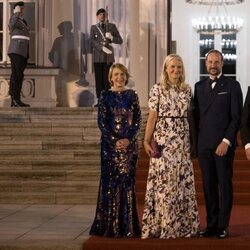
[0,140,100,150]
[0,170,100,181]
[0,159,100,170]
[0,107,148,114]
[0,132,144,142]
[0,107,97,116]
[0,141,43,150]
[0,122,99,128]
[0,126,145,141]
[0,180,99,193]
[0,192,98,204]
[0,149,100,160]
[0,124,100,135]
[0,134,101,142]
[0,107,148,123]
[0,107,146,204]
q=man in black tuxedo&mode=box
[194,49,243,239]
[240,87,250,160]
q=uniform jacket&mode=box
[8,12,30,58]
[240,86,250,146]
[90,22,123,63]
[194,75,243,150]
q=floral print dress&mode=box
[141,83,200,239]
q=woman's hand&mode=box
[144,140,154,157]
[116,138,130,150]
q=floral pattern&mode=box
[141,83,200,239]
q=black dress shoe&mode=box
[11,99,30,107]
[199,228,216,237]
[216,229,228,239]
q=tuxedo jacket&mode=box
[194,75,243,150]
[8,12,30,58]
[240,87,250,146]
[90,22,123,63]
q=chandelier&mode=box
[186,0,244,5]
[187,0,244,34]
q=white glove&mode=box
[14,5,21,13]
[102,46,112,54]
[105,32,113,41]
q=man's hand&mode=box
[215,141,229,156]
[245,148,250,160]
[105,32,113,41]
[102,46,112,54]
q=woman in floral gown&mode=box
[90,63,141,237]
[141,54,200,239]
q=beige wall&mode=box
[42,0,169,107]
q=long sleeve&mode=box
[224,81,243,144]
[97,91,117,145]
[126,92,141,141]
[108,23,123,45]
[9,13,29,33]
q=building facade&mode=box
[0,0,170,107]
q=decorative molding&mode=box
[0,67,59,107]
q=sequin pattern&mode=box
[141,83,200,239]
[90,89,141,237]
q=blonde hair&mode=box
[108,63,130,86]
[160,54,188,95]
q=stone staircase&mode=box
[0,107,147,205]
[1,107,248,206]
[0,108,101,204]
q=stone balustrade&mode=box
[0,67,59,107]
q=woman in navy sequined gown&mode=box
[90,63,141,237]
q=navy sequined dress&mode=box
[89,89,142,237]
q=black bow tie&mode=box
[209,77,217,85]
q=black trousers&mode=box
[9,53,27,99]
[94,62,112,100]
[198,147,234,230]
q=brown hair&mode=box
[108,63,131,86]
[205,49,224,61]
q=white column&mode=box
[130,0,149,107]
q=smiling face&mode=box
[206,52,224,77]
[110,67,127,91]
[165,58,183,84]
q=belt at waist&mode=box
[12,35,30,40]
[158,116,187,119]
